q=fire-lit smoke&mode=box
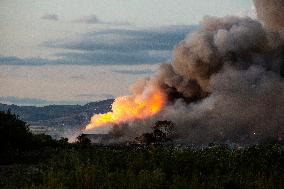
[85,1,284,145]
[86,82,166,130]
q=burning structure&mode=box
[84,0,284,145]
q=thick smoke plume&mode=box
[254,0,284,30]
[88,1,284,145]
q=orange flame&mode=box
[85,88,166,130]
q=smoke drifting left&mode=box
[85,1,284,145]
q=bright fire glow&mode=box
[85,88,166,130]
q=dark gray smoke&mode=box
[96,1,284,145]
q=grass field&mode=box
[1,144,284,189]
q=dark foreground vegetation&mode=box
[1,111,284,189]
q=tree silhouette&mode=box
[76,134,91,147]
[0,111,32,150]
[135,120,175,144]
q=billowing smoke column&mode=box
[254,0,284,30]
[86,1,284,145]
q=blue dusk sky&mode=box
[0,0,254,106]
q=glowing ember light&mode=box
[85,88,166,130]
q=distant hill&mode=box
[0,99,114,131]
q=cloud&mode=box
[0,96,48,106]
[72,14,130,25]
[41,14,59,21]
[112,69,154,75]
[0,94,115,106]
[43,25,198,65]
[77,93,114,99]
[69,75,86,80]
[0,96,84,106]
[0,53,163,66]
[73,15,101,24]
[0,25,198,66]
[0,56,62,65]
[44,25,198,51]
[54,50,170,65]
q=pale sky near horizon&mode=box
[0,0,254,106]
